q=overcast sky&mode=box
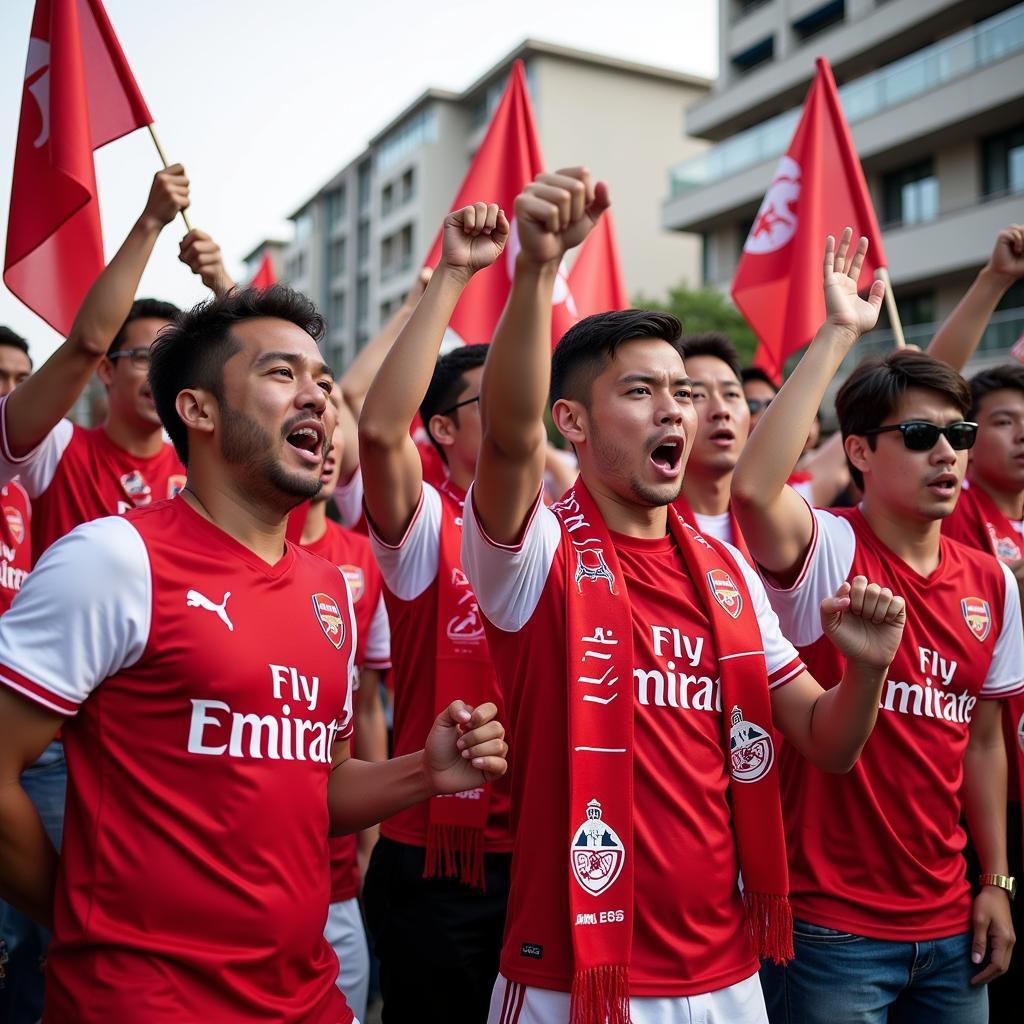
[0,0,718,364]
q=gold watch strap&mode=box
[979,873,1017,899]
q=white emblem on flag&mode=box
[744,155,801,255]
[729,706,774,783]
[570,799,625,896]
[25,39,50,149]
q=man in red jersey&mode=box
[462,168,907,1024]
[732,230,1024,1024]
[302,388,390,1022]
[0,286,507,1024]
[0,164,232,564]
[358,202,514,1022]
[0,328,33,613]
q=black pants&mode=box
[363,837,510,1024]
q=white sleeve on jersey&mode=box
[725,540,804,687]
[0,395,74,494]
[367,482,442,601]
[0,517,151,715]
[334,467,364,530]
[979,561,1024,699]
[759,508,856,649]
[362,594,392,671]
[461,486,563,633]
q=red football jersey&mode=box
[0,479,31,613]
[0,499,356,1023]
[0,396,185,564]
[303,518,391,902]
[763,506,1024,941]
[462,490,804,996]
[368,481,512,851]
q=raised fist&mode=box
[440,202,509,276]
[986,224,1024,283]
[142,164,189,229]
[178,229,234,297]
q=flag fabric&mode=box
[565,211,629,332]
[248,252,277,290]
[423,60,578,346]
[1012,331,1024,365]
[731,57,886,380]
[4,0,152,337]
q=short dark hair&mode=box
[109,298,182,354]
[149,286,325,465]
[678,331,742,382]
[835,349,971,489]
[420,343,489,464]
[550,309,683,409]
[740,366,778,392]
[0,326,32,367]
[967,363,1024,419]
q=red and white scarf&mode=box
[424,480,498,889]
[673,492,754,567]
[554,480,792,1024]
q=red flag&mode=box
[424,60,577,345]
[4,0,152,336]
[566,212,629,332]
[248,252,277,290]
[731,57,886,380]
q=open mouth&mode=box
[709,427,735,447]
[927,473,958,498]
[650,438,683,477]
[285,422,325,466]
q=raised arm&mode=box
[474,169,609,544]
[358,204,508,542]
[5,166,190,455]
[927,224,1024,371]
[732,230,885,579]
[178,228,235,297]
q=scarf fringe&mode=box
[423,823,485,890]
[744,890,794,964]
[570,964,630,1024]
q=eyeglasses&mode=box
[746,397,773,415]
[861,420,978,452]
[440,395,480,416]
[108,347,152,369]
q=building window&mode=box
[328,238,346,279]
[328,291,346,332]
[380,299,395,323]
[882,161,938,227]
[357,219,370,264]
[357,161,372,213]
[792,1,845,41]
[375,108,438,172]
[293,210,313,242]
[700,233,713,286]
[735,215,755,259]
[356,276,369,330]
[983,125,1024,198]
[731,37,774,75]
[401,168,415,203]
[381,183,394,216]
[326,187,346,228]
[285,251,306,281]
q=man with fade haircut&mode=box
[301,385,391,1023]
[462,168,909,1024]
[732,229,1024,1024]
[358,202,514,1023]
[0,164,233,564]
[0,285,507,1024]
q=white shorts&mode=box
[487,971,767,1024]
[323,897,370,1023]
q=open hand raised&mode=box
[823,228,887,342]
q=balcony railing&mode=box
[669,3,1024,197]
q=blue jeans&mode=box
[760,919,988,1024]
[0,741,66,1024]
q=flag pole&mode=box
[147,125,193,232]
[875,267,905,348]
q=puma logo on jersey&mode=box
[186,589,234,632]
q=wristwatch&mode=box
[979,873,1017,899]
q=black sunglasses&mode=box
[440,395,480,416]
[861,420,978,452]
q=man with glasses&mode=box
[732,230,1024,1023]
[357,202,514,1021]
[0,165,232,564]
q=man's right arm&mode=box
[732,230,885,580]
[4,166,190,458]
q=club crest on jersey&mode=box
[3,506,24,545]
[729,706,774,784]
[340,565,365,603]
[574,548,615,593]
[312,592,345,649]
[119,470,152,506]
[961,596,991,642]
[707,568,742,619]
[167,474,187,499]
[570,799,625,897]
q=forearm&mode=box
[801,661,887,772]
[0,783,59,927]
[328,750,432,835]
[927,268,1012,372]
[962,727,1009,875]
[341,299,418,417]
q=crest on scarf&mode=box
[707,568,742,619]
[570,799,625,896]
[729,706,774,784]
[574,547,615,594]
[960,596,991,642]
